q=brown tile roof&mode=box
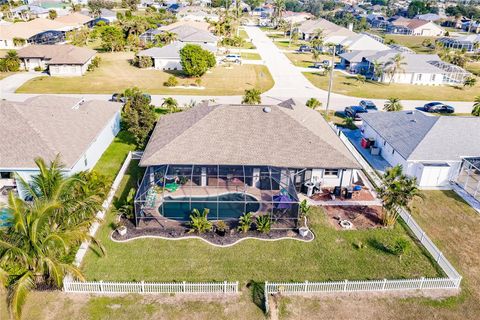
[140,101,360,169]
[0,96,122,169]
[55,12,93,26]
[17,44,96,65]
[406,19,431,30]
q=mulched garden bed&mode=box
[112,218,314,245]
[323,205,384,230]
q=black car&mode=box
[110,93,125,103]
[423,102,455,114]
[298,45,312,53]
[344,106,368,121]
[359,100,377,110]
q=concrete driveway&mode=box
[0,72,44,97]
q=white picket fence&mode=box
[63,280,238,294]
[264,127,463,310]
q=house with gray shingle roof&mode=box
[133,100,363,227]
[360,110,480,188]
[0,96,122,200]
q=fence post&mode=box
[141,280,145,293]
[420,231,425,242]
[183,281,186,293]
[100,280,104,293]
[343,280,348,292]
[264,282,269,314]
[224,281,227,294]
[236,281,239,293]
[382,279,386,291]
[304,280,309,292]
[436,252,442,263]
[420,277,425,290]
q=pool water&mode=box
[0,208,12,227]
[159,193,260,220]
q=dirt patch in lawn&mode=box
[323,205,383,230]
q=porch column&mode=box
[201,167,207,187]
[252,168,260,187]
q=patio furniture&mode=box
[164,182,179,192]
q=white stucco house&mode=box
[17,44,96,76]
[0,96,122,200]
[137,41,216,71]
[360,111,480,189]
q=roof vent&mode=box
[72,98,85,110]
[263,106,271,113]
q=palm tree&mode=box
[311,49,321,64]
[463,76,477,88]
[0,157,107,319]
[472,96,480,116]
[383,97,403,112]
[306,97,321,110]
[309,28,324,50]
[376,165,423,227]
[3,50,20,72]
[384,53,406,84]
[242,88,261,104]
[162,97,179,112]
[272,0,286,27]
[372,59,384,80]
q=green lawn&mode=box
[384,35,438,53]
[273,39,306,51]
[277,191,480,320]
[304,71,480,101]
[82,165,441,283]
[466,62,480,76]
[285,52,339,68]
[241,52,262,60]
[93,131,137,178]
[16,52,273,95]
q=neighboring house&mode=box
[0,96,122,199]
[437,34,480,53]
[8,5,49,21]
[462,20,480,34]
[54,12,93,28]
[139,28,163,43]
[177,8,219,22]
[387,18,445,36]
[17,44,96,76]
[414,13,443,22]
[99,8,117,23]
[296,18,356,43]
[282,11,314,24]
[159,20,211,32]
[360,111,480,191]
[0,18,71,49]
[338,34,390,52]
[137,41,216,70]
[142,24,218,46]
[339,49,471,85]
[134,100,361,226]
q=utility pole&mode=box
[325,44,336,115]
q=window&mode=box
[324,169,339,177]
[431,74,436,81]
[417,74,422,81]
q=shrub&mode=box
[163,75,178,87]
[306,97,321,110]
[179,44,216,77]
[389,238,410,261]
[255,215,271,234]
[189,208,212,234]
[221,36,246,47]
[33,66,43,72]
[216,220,227,232]
[237,212,253,233]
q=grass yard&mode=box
[384,35,438,53]
[466,62,480,76]
[241,52,262,60]
[16,52,273,95]
[93,131,138,178]
[273,39,308,51]
[285,52,339,68]
[81,161,441,283]
[304,71,480,101]
[0,72,16,80]
[276,191,480,320]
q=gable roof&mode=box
[0,18,70,40]
[0,96,122,169]
[55,12,93,26]
[140,102,360,169]
[17,44,96,65]
[159,20,211,32]
[137,41,215,59]
[298,18,355,37]
[339,34,390,51]
[361,111,480,161]
[168,25,217,43]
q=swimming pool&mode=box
[159,192,260,220]
[0,208,12,227]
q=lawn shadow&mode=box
[367,238,392,255]
[247,281,267,314]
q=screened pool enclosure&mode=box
[134,165,300,229]
[456,158,480,202]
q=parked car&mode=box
[298,45,312,53]
[359,100,378,110]
[111,93,125,103]
[224,54,242,63]
[423,102,455,114]
[313,60,332,69]
[344,106,368,121]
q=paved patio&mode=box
[342,129,391,174]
